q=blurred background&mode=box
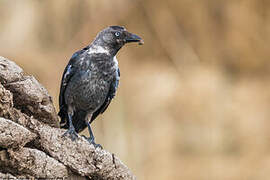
[1,0,270,179]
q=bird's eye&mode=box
[115,32,120,37]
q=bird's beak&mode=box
[125,32,144,45]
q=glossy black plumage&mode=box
[59,52,120,132]
[58,26,143,147]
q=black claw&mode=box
[62,128,78,141]
[92,142,103,149]
[81,135,88,139]
[84,137,103,149]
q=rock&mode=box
[0,117,37,149]
[6,76,59,127]
[0,57,59,127]
[0,56,23,84]
[0,148,69,178]
[0,172,17,179]
[0,83,13,119]
[37,123,135,180]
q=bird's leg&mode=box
[86,121,102,149]
[62,107,78,141]
[87,121,95,143]
[84,113,102,149]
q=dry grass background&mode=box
[1,0,270,179]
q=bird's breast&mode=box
[67,62,117,111]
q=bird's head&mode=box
[93,26,144,55]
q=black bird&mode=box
[58,26,143,147]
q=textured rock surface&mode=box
[0,56,23,84]
[6,75,59,127]
[0,83,13,119]
[6,148,69,178]
[0,56,59,127]
[0,117,36,149]
[0,172,17,179]
[38,124,135,180]
[0,56,136,180]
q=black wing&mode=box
[58,49,85,126]
[90,68,120,123]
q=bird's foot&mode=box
[82,135,103,149]
[91,142,103,149]
[62,127,78,141]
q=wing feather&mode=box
[90,68,120,123]
[58,50,85,126]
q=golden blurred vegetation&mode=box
[1,0,270,179]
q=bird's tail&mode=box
[58,106,87,133]
[59,105,69,129]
